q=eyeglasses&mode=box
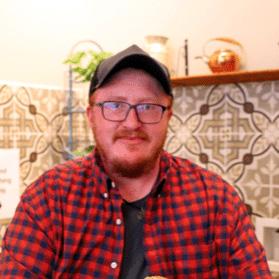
[92,101,170,124]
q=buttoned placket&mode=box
[103,180,124,277]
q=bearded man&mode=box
[1,45,271,279]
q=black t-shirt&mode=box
[119,196,148,279]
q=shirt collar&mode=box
[151,150,172,197]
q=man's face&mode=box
[87,68,172,178]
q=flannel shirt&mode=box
[1,150,271,278]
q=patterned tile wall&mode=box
[0,80,279,246]
[168,82,279,218]
[0,83,92,192]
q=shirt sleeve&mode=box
[0,177,55,278]
[222,185,272,278]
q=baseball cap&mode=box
[88,44,172,97]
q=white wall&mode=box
[1,0,279,88]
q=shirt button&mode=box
[116,218,122,225]
[103,192,109,199]
[110,261,118,269]
[111,181,116,188]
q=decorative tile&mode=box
[238,150,279,218]
[241,81,279,116]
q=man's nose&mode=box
[122,107,142,128]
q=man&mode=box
[1,45,271,278]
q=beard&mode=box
[94,129,167,178]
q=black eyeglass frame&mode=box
[92,101,170,124]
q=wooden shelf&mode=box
[171,69,279,87]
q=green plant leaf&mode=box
[63,50,112,83]
[63,51,86,64]
[72,145,94,157]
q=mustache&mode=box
[113,130,149,141]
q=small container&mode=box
[145,35,169,68]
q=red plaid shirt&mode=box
[1,150,271,278]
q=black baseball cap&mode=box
[89,44,172,97]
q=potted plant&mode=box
[63,41,112,158]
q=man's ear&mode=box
[86,105,95,128]
[167,107,173,120]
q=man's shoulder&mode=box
[165,151,237,196]
[23,152,97,195]
[164,151,207,175]
[41,152,94,179]
[165,152,242,214]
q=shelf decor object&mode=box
[145,35,169,69]
[195,37,244,73]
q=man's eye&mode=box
[139,104,155,111]
[105,102,123,110]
